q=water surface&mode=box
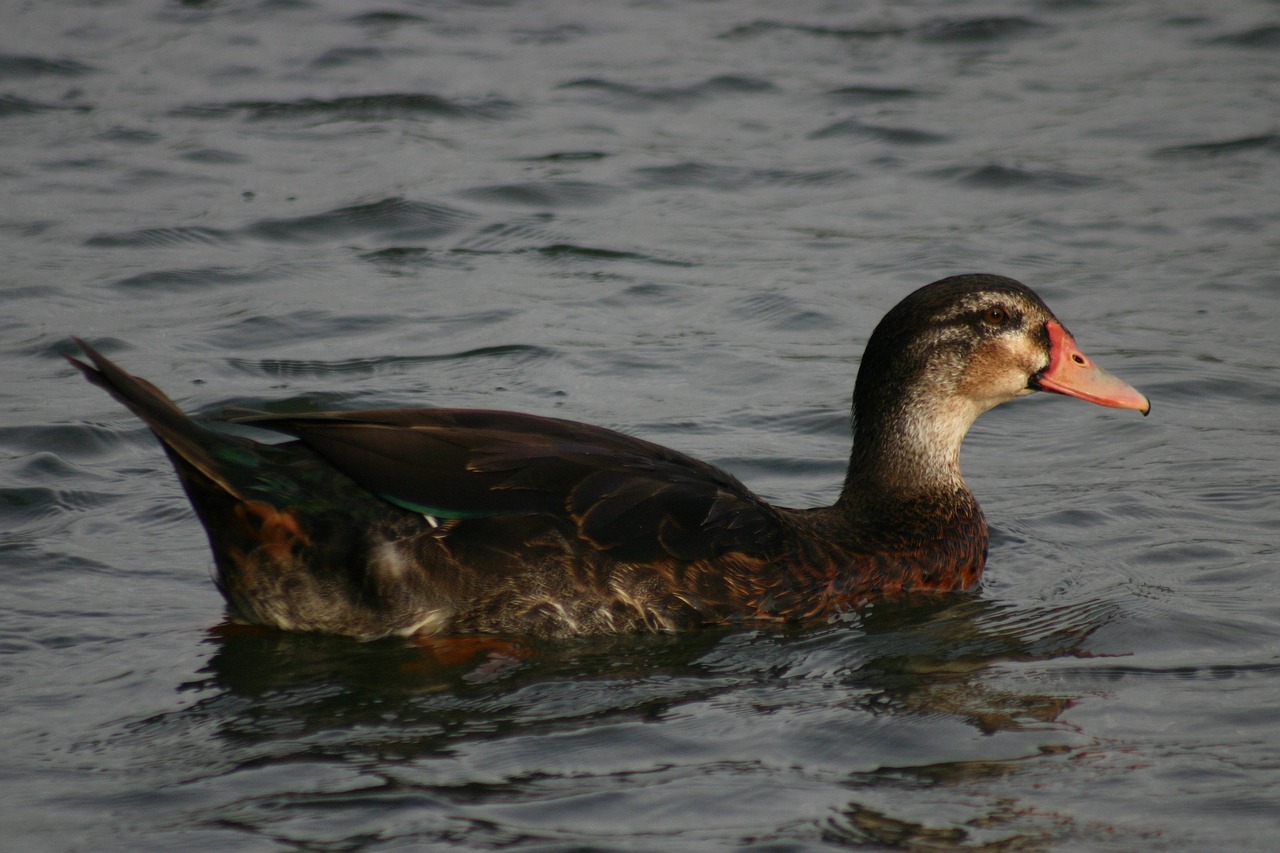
[3,0,1279,849]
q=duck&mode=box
[67,274,1149,639]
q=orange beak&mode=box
[1034,320,1150,415]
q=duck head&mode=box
[847,274,1148,495]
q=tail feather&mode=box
[66,338,247,502]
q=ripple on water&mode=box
[1153,133,1280,159]
[204,311,419,355]
[631,161,858,190]
[718,20,910,41]
[925,163,1106,191]
[808,119,949,145]
[309,46,387,70]
[0,94,92,117]
[738,407,850,437]
[720,15,1048,45]
[517,150,611,163]
[557,74,775,110]
[171,93,518,123]
[824,85,931,104]
[540,243,673,264]
[344,10,429,29]
[0,54,95,79]
[109,266,266,291]
[357,246,476,272]
[225,345,555,382]
[729,291,840,332]
[0,422,130,460]
[914,16,1051,43]
[450,213,562,252]
[84,226,234,249]
[94,126,162,144]
[245,198,477,243]
[455,181,619,209]
[1203,24,1280,48]
[178,147,248,165]
[0,484,120,529]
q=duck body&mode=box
[68,275,1148,639]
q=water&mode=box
[3,0,1279,848]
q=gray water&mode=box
[3,0,1279,849]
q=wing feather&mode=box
[234,407,788,559]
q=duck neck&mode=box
[837,387,979,514]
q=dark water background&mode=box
[3,0,1279,849]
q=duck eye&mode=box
[983,306,1008,327]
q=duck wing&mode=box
[233,408,787,561]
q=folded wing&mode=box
[234,408,787,561]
